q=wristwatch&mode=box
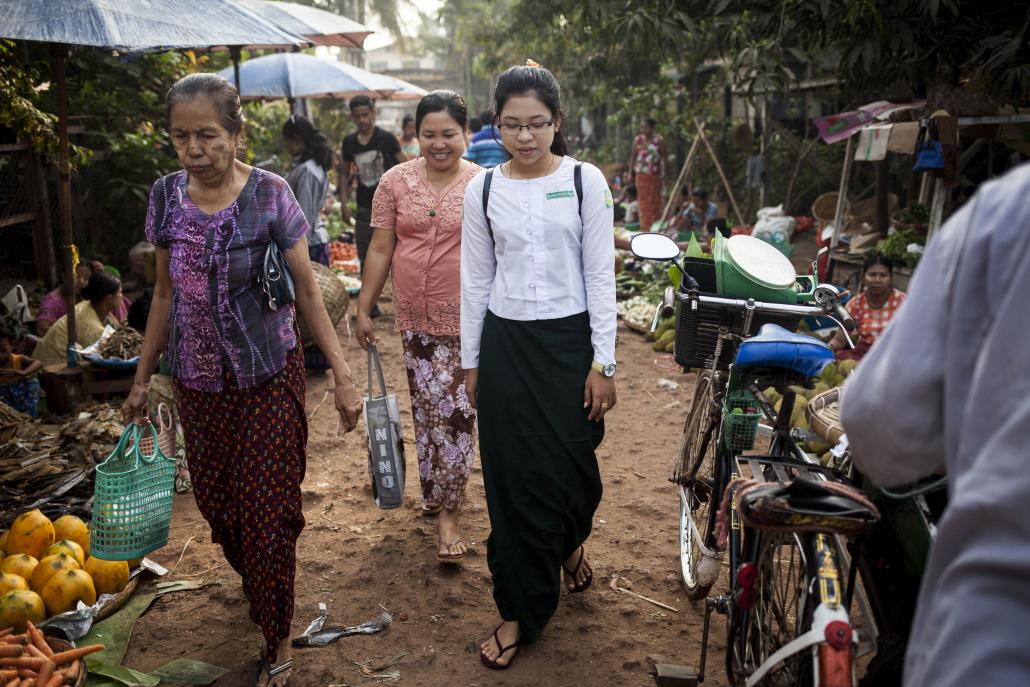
[591,361,617,378]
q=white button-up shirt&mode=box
[460,156,616,368]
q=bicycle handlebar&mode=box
[674,291,826,317]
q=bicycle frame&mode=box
[690,329,861,686]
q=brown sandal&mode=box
[480,625,521,670]
[437,538,465,564]
[562,545,593,593]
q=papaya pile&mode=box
[761,359,859,461]
[0,510,132,630]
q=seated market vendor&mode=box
[32,272,122,365]
[0,327,42,416]
[36,259,130,335]
[829,254,906,361]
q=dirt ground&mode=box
[119,232,824,687]
[117,303,725,687]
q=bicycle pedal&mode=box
[707,594,732,615]
[651,664,699,687]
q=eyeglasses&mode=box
[498,120,555,135]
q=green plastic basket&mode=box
[723,390,762,453]
[91,421,175,561]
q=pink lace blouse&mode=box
[371,160,479,336]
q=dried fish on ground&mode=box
[0,402,123,524]
[0,400,29,443]
[97,325,144,359]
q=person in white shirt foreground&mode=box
[841,161,1030,687]
[461,60,617,670]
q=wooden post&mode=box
[695,119,745,228]
[26,149,56,287]
[783,137,817,213]
[926,178,946,244]
[231,46,242,91]
[875,158,889,237]
[52,45,76,367]
[830,136,854,251]
[657,128,703,229]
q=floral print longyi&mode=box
[401,331,476,512]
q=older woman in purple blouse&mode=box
[121,74,362,687]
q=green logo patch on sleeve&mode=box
[605,189,614,208]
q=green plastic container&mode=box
[713,233,802,304]
[723,390,762,452]
[91,422,175,561]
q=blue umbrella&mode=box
[0,0,306,51]
[216,52,418,101]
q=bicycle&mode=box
[633,234,879,687]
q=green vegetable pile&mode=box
[877,229,924,268]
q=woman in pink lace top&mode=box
[358,91,479,565]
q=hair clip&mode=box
[525,58,541,68]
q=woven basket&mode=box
[297,262,350,345]
[91,421,175,561]
[812,192,847,224]
[44,636,86,687]
[807,386,844,445]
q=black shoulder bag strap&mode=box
[482,162,584,245]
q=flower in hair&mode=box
[525,58,541,68]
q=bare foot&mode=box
[479,620,520,667]
[256,639,292,687]
[562,546,592,591]
[437,508,467,559]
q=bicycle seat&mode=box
[735,324,833,378]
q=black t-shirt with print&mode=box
[341,126,402,210]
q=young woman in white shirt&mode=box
[461,61,617,670]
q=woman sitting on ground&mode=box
[32,272,122,365]
[829,254,906,361]
[0,325,43,416]
[36,260,131,336]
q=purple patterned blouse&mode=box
[146,168,309,392]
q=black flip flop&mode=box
[480,625,521,670]
[562,545,593,593]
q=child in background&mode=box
[624,185,639,226]
[0,327,43,416]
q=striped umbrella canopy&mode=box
[236,0,373,49]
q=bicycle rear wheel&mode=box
[676,371,721,600]
[729,532,813,686]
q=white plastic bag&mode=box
[752,205,796,256]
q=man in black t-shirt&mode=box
[340,95,405,288]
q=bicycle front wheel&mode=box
[676,370,721,600]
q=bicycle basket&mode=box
[91,421,176,560]
[723,390,762,453]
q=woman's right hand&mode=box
[355,312,378,351]
[465,368,478,410]
[121,380,149,424]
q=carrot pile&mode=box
[0,623,102,687]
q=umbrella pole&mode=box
[51,45,77,368]
[231,46,242,91]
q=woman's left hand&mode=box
[584,370,616,422]
[334,376,363,434]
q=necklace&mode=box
[507,153,558,180]
[425,160,463,217]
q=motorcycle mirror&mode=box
[631,233,680,261]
